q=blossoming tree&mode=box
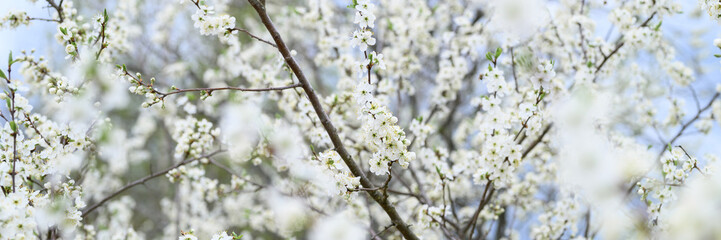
[1,0,721,239]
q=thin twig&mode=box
[27,17,61,22]
[689,86,701,111]
[95,11,109,60]
[594,12,656,77]
[522,124,552,158]
[24,113,51,146]
[227,27,277,48]
[121,69,300,101]
[161,84,302,97]
[81,150,224,217]
[510,47,519,93]
[370,224,396,240]
[658,93,720,159]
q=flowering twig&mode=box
[23,113,51,146]
[95,9,109,60]
[119,67,300,106]
[245,1,419,239]
[2,54,20,193]
[594,12,657,77]
[657,92,720,159]
[676,145,706,176]
[624,92,720,197]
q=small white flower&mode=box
[65,44,76,54]
[351,30,376,51]
[354,11,375,29]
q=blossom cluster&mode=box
[315,150,361,196]
[349,0,376,52]
[172,116,220,159]
[699,0,721,22]
[0,11,29,29]
[355,82,415,175]
[190,4,236,41]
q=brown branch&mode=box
[464,180,494,238]
[81,150,224,218]
[45,0,65,23]
[245,1,419,239]
[161,83,302,98]
[27,17,61,23]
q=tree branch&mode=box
[244,1,419,239]
[161,83,302,98]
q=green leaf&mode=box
[103,9,109,22]
[494,47,502,58]
[8,51,12,66]
[59,27,67,35]
[122,64,127,72]
[486,52,493,62]
[667,143,672,151]
[9,121,17,132]
[654,21,662,31]
[714,54,721,58]
[346,0,358,8]
[0,69,6,80]
[5,97,10,109]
